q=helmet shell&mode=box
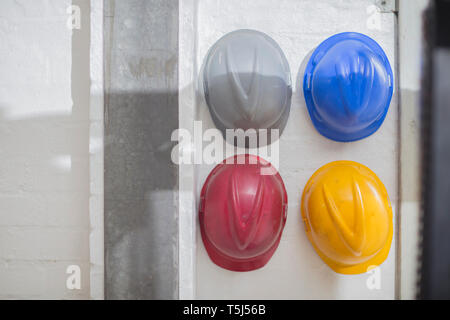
[303,32,393,142]
[199,154,288,271]
[301,161,393,274]
[203,29,292,146]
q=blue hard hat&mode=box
[303,32,393,142]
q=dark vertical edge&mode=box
[420,0,450,300]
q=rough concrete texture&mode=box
[0,0,91,299]
[104,0,179,299]
[190,0,398,299]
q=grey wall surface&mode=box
[104,0,178,299]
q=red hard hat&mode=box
[199,154,288,271]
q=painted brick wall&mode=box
[0,0,90,299]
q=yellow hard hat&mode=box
[301,161,393,274]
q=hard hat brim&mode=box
[302,216,393,275]
[199,217,285,272]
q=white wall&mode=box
[179,0,398,299]
[0,0,91,299]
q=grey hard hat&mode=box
[203,29,292,147]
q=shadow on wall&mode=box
[0,2,91,295]
[0,108,91,299]
[104,91,179,300]
[102,0,179,300]
[0,0,91,299]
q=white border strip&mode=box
[89,0,105,300]
[178,0,197,300]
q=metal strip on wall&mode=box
[104,0,179,299]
